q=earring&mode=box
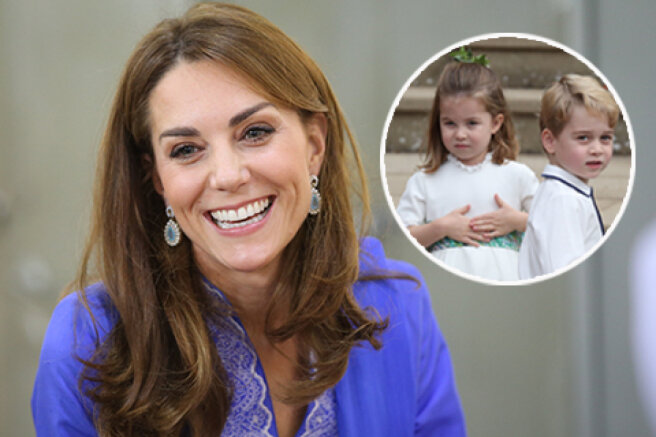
[164,205,181,247]
[309,175,321,215]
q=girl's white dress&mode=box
[397,153,539,281]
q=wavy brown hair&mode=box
[421,60,519,173]
[70,3,388,436]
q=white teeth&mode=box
[209,198,271,229]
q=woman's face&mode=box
[149,60,325,286]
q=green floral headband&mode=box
[450,46,490,68]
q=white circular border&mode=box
[379,32,636,287]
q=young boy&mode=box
[518,74,620,279]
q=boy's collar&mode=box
[542,164,592,196]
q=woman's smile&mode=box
[208,196,273,230]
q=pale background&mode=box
[1,0,654,436]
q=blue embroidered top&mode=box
[205,279,338,436]
[32,238,466,436]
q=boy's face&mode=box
[542,105,614,183]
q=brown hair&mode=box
[540,74,620,137]
[421,60,519,173]
[71,3,387,435]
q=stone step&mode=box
[385,99,630,155]
[387,36,631,155]
[398,86,543,113]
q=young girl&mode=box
[397,54,539,281]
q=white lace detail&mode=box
[203,280,338,436]
[212,315,274,437]
[300,387,338,437]
[447,152,492,173]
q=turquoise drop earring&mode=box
[309,175,321,215]
[164,205,181,247]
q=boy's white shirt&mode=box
[518,164,604,279]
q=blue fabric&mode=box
[203,279,338,436]
[32,237,466,436]
[340,238,466,436]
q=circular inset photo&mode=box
[381,33,634,285]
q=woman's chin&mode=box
[194,242,282,281]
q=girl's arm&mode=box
[469,194,528,238]
[397,172,485,247]
[409,204,487,247]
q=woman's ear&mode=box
[141,154,164,195]
[305,113,327,176]
[541,129,556,154]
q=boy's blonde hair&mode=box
[540,74,620,137]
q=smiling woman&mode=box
[148,61,326,282]
[30,2,465,436]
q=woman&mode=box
[31,3,465,436]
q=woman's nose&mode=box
[208,145,249,191]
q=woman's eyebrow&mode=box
[229,102,274,127]
[157,102,274,142]
[159,126,200,142]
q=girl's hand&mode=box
[469,194,528,238]
[440,204,487,247]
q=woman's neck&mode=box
[200,259,282,331]
[223,278,276,331]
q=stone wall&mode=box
[385,36,631,155]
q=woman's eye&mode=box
[242,125,274,143]
[170,144,199,159]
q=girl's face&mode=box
[148,60,325,288]
[439,95,503,166]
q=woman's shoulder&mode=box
[358,236,422,279]
[41,283,117,361]
[356,237,431,314]
[32,283,115,434]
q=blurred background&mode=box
[0,0,654,436]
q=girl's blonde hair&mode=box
[421,61,519,173]
[71,3,387,435]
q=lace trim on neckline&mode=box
[203,281,338,436]
[447,152,492,172]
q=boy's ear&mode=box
[141,154,164,195]
[541,129,556,154]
